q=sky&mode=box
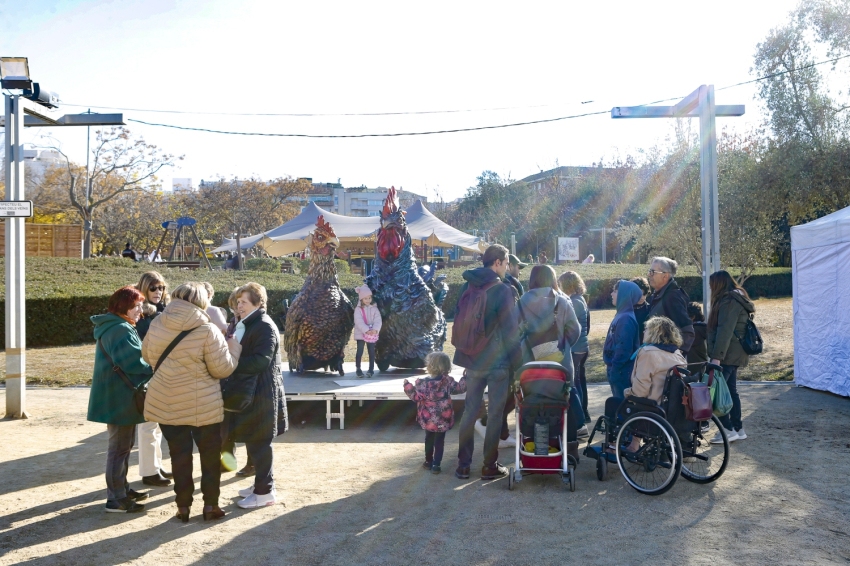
[2,0,804,202]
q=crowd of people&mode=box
[401,245,756,482]
[88,271,286,518]
[89,248,756,514]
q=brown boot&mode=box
[567,441,580,465]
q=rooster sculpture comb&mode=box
[381,186,406,220]
[314,214,337,238]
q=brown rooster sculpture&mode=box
[284,215,354,375]
[366,187,447,370]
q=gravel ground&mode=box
[0,381,848,566]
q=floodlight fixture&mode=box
[0,56,32,90]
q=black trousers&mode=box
[245,440,274,495]
[424,431,446,465]
[479,385,517,440]
[572,351,590,419]
[160,423,222,507]
[355,340,375,372]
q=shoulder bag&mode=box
[734,314,763,355]
[361,307,379,343]
[98,328,193,417]
[682,372,713,422]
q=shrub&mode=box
[0,257,788,347]
[243,258,281,272]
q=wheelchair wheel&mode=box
[615,412,682,496]
[596,455,608,480]
[507,467,514,491]
[681,415,729,484]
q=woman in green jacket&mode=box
[88,286,153,514]
[707,271,756,444]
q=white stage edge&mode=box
[284,362,466,430]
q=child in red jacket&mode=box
[403,352,466,474]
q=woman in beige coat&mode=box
[143,282,241,522]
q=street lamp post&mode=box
[1,57,124,418]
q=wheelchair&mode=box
[583,363,731,495]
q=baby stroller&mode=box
[507,361,576,492]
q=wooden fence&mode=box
[0,223,82,258]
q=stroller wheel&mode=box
[507,467,514,491]
[564,465,576,492]
[597,455,608,481]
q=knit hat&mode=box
[355,285,373,300]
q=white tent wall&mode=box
[791,205,850,397]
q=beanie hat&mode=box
[355,285,373,300]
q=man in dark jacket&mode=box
[505,254,526,298]
[647,256,695,354]
[453,244,520,481]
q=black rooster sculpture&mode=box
[366,187,447,370]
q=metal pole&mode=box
[84,109,90,258]
[602,229,607,264]
[699,85,720,317]
[511,233,516,255]
[4,95,29,418]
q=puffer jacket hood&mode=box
[616,280,643,314]
[92,313,128,341]
[155,298,210,332]
[462,266,501,288]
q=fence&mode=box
[0,223,82,258]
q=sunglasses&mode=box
[150,285,166,292]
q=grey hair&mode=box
[651,256,678,276]
[643,316,683,347]
[171,282,210,310]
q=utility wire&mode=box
[71,52,850,138]
[127,110,610,138]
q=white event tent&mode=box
[212,200,485,256]
[791,205,850,397]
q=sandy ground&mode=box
[0,382,848,566]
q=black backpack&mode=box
[734,314,763,356]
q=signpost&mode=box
[3,93,123,418]
[557,237,580,261]
[612,85,744,317]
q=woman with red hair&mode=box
[88,286,153,514]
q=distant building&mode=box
[22,149,64,182]
[521,165,606,191]
[172,178,194,193]
[293,179,427,216]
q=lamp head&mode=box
[0,57,32,90]
[23,83,60,109]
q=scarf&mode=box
[118,313,137,327]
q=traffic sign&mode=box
[0,200,33,218]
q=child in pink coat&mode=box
[403,352,467,474]
[353,285,382,378]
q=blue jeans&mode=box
[105,423,136,503]
[457,368,510,469]
[718,365,742,431]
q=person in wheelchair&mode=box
[603,316,686,452]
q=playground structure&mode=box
[155,216,213,270]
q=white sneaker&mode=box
[498,434,516,449]
[576,425,589,439]
[238,485,255,498]
[237,491,277,509]
[711,428,738,444]
[735,428,747,440]
[473,419,487,439]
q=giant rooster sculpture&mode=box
[367,187,447,370]
[285,215,354,375]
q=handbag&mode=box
[682,380,713,422]
[361,307,379,343]
[734,314,763,355]
[97,328,192,417]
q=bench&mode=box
[280,261,294,274]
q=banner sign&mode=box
[557,237,579,261]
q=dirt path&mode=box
[0,382,847,565]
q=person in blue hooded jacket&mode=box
[602,280,642,398]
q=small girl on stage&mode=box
[353,285,382,378]
[403,352,466,474]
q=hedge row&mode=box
[0,258,791,347]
